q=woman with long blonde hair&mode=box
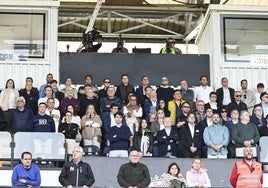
[81,104,102,154]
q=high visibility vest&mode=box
[161,47,176,54]
[236,161,262,188]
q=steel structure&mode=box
[58,0,208,43]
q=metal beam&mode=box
[58,32,184,39]
[70,22,88,29]
[58,11,108,28]
[115,13,182,34]
[111,11,183,37]
[59,3,207,13]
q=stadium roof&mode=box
[58,0,268,43]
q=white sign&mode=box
[250,54,268,66]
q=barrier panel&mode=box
[0,132,11,160]
[13,132,66,161]
[59,53,210,86]
[260,136,268,163]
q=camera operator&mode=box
[112,36,128,53]
[77,30,102,53]
[160,37,182,54]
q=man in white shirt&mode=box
[194,75,213,104]
[38,85,60,109]
[45,97,60,133]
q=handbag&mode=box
[75,131,82,142]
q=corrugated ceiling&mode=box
[58,0,268,42]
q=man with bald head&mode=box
[117,150,151,188]
[230,146,263,188]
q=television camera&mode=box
[82,29,102,47]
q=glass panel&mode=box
[14,132,65,160]
[260,136,268,163]
[0,132,12,160]
[0,12,47,61]
[221,15,268,62]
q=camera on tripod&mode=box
[82,29,102,47]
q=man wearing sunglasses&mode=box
[227,91,248,116]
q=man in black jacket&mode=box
[9,96,33,133]
[117,150,151,188]
[59,146,95,187]
[115,74,135,105]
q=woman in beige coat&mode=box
[0,79,19,126]
[81,104,102,153]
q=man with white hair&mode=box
[9,96,34,133]
[59,146,95,187]
[230,146,263,188]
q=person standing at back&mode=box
[216,77,235,109]
[160,37,182,54]
[194,75,213,104]
[115,74,135,105]
[240,79,256,115]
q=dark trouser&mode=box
[227,144,236,158]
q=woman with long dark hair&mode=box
[134,119,153,156]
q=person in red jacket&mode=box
[230,146,263,188]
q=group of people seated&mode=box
[0,72,267,159]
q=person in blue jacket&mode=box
[12,151,41,186]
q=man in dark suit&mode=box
[180,113,202,158]
[156,117,179,158]
[216,77,235,109]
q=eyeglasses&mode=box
[221,111,227,113]
[104,81,110,83]
[130,155,139,157]
[236,95,242,97]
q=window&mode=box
[0,12,47,61]
[221,15,268,62]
